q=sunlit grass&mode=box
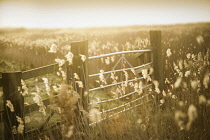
[0,23,209,139]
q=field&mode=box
[0,23,209,140]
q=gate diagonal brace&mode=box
[91,56,123,99]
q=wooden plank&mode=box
[22,62,68,80]
[24,97,51,114]
[22,63,59,80]
[0,95,58,123]
[2,72,24,139]
[24,95,58,114]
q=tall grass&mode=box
[0,23,209,139]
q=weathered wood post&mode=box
[70,40,89,138]
[2,72,24,140]
[150,31,164,91]
[150,31,163,115]
[66,65,71,85]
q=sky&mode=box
[0,0,209,28]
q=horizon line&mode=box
[0,21,209,30]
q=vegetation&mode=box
[0,23,209,139]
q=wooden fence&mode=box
[0,31,163,139]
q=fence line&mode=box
[0,31,163,139]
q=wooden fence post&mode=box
[66,65,71,85]
[150,31,164,91]
[70,40,89,138]
[2,72,24,140]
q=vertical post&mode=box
[66,46,72,85]
[66,65,71,85]
[71,40,89,110]
[70,40,89,138]
[2,72,24,140]
[150,31,164,91]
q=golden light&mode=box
[0,0,209,28]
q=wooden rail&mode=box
[0,95,58,123]
[22,63,66,80]
[0,63,68,86]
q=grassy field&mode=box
[0,22,209,139]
